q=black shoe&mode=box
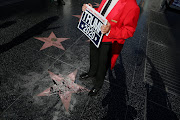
[80,73,91,79]
[88,87,100,96]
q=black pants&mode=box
[88,41,112,89]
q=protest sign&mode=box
[78,4,107,48]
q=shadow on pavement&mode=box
[145,54,179,120]
[101,55,137,120]
[0,16,60,54]
[0,21,17,28]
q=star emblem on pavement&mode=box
[37,70,89,111]
[34,32,69,50]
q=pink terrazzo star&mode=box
[34,32,69,50]
[72,15,82,22]
[37,70,89,111]
[72,15,81,19]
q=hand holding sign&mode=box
[101,21,111,34]
[82,3,93,12]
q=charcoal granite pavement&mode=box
[0,0,180,119]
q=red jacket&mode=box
[95,0,140,69]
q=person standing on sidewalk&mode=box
[80,0,140,96]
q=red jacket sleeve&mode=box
[107,7,140,40]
